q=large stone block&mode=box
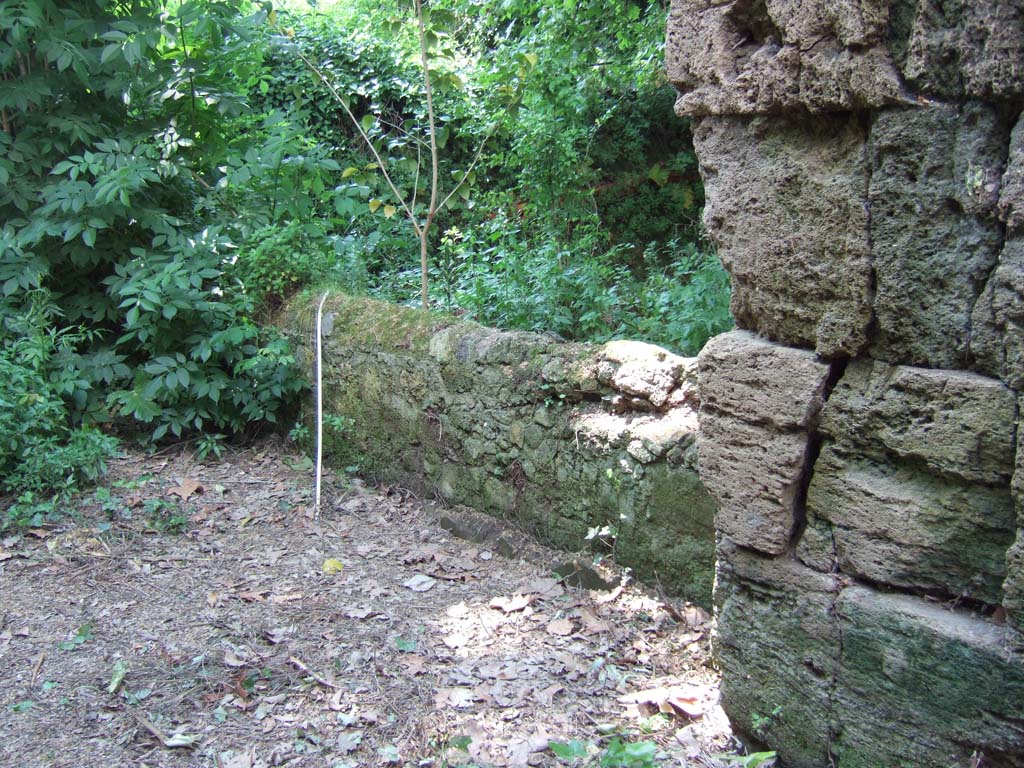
[714,541,841,768]
[700,414,813,554]
[697,332,831,554]
[833,587,1024,767]
[1005,412,1024,633]
[872,104,1007,370]
[694,116,873,356]
[666,0,903,116]
[698,331,831,430]
[803,446,1015,603]
[821,359,1017,486]
[868,104,1009,369]
[899,0,1024,102]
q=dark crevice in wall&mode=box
[788,357,849,553]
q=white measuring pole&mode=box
[314,291,329,515]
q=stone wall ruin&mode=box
[287,296,718,605]
[668,1,1024,765]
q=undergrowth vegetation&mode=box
[0,0,732,524]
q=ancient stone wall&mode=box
[287,295,717,605]
[668,1,1024,765]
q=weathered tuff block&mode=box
[833,587,1024,768]
[868,104,1010,370]
[1005,409,1024,632]
[820,359,1017,485]
[716,545,1024,768]
[802,446,1015,603]
[697,332,831,554]
[714,541,841,768]
[898,0,1024,102]
[667,0,1024,117]
[800,360,1017,602]
[666,0,902,116]
[694,116,873,356]
[973,115,1024,390]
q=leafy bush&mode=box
[0,0,307,453]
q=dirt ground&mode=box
[0,441,745,768]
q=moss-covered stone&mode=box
[284,292,717,606]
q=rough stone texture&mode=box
[697,332,831,554]
[899,0,1024,102]
[666,0,1024,116]
[285,295,717,605]
[834,587,1024,768]
[820,359,1017,486]
[697,330,831,430]
[802,446,1015,603]
[1006,413,1024,633]
[716,545,1024,768]
[713,541,841,768]
[798,360,1018,601]
[673,0,1024,762]
[868,103,1009,369]
[974,115,1024,389]
[666,0,904,116]
[694,116,873,356]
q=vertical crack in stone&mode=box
[788,357,849,552]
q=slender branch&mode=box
[436,121,501,213]
[411,141,421,214]
[416,0,438,310]
[296,48,420,237]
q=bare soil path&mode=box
[0,442,736,768]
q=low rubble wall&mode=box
[287,295,717,605]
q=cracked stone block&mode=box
[697,332,831,554]
[805,446,1014,603]
[666,0,903,116]
[899,0,1024,102]
[821,359,1017,486]
[834,587,1024,767]
[699,414,812,554]
[714,540,840,768]
[868,103,1009,369]
[973,116,1024,388]
[694,115,873,356]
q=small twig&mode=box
[288,655,338,689]
[29,653,45,685]
[653,571,686,623]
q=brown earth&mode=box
[0,441,745,768]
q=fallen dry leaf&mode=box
[546,618,574,636]
[435,686,477,709]
[167,477,203,501]
[489,593,534,613]
[403,574,437,592]
[618,685,707,719]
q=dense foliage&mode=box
[0,0,731,521]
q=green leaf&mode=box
[550,740,588,760]
[360,114,375,133]
[107,659,127,694]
